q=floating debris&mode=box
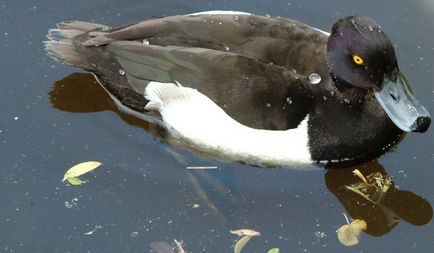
[337,214,367,246]
[267,249,280,253]
[230,229,261,237]
[234,236,251,253]
[64,197,79,208]
[84,225,102,235]
[62,161,102,184]
[231,229,261,253]
[66,177,84,185]
[186,166,218,170]
[345,169,392,203]
[314,231,327,239]
[149,241,175,253]
[174,239,186,253]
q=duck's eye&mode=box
[352,55,364,65]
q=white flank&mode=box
[144,82,312,166]
[187,10,252,16]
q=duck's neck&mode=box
[330,73,367,104]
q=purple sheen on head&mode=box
[326,16,398,89]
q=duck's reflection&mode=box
[49,72,168,139]
[49,72,432,236]
[326,161,432,236]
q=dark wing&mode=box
[84,14,328,76]
[100,41,312,130]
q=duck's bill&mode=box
[374,71,431,133]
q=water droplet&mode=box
[322,96,327,101]
[218,22,222,25]
[14,116,19,121]
[265,13,271,18]
[368,25,374,32]
[234,16,239,21]
[308,73,321,84]
[142,39,150,45]
[224,46,230,51]
[119,69,125,76]
[266,102,272,108]
[286,97,293,104]
[331,90,336,96]
[344,98,350,104]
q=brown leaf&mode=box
[230,229,261,237]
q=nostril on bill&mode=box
[389,90,400,102]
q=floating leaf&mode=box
[62,161,102,182]
[267,248,280,253]
[230,229,261,237]
[66,177,84,185]
[337,219,367,246]
[234,235,252,253]
[174,239,186,253]
[231,229,260,253]
[149,241,174,253]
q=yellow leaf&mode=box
[62,161,102,181]
[66,177,84,185]
[234,236,252,253]
[267,248,280,253]
[337,219,367,246]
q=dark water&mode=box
[1,0,434,252]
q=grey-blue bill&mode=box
[375,71,430,133]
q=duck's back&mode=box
[46,12,329,130]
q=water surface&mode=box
[1,0,434,252]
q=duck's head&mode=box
[326,15,430,133]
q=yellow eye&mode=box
[352,55,364,65]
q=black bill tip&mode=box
[411,116,431,133]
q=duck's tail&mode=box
[45,21,106,70]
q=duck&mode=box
[45,11,431,166]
